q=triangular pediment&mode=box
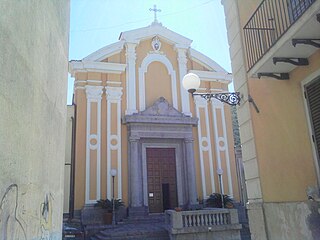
[123,97,198,126]
[77,22,228,76]
[140,97,184,117]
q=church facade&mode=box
[68,20,241,216]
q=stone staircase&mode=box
[89,214,169,240]
[85,207,251,240]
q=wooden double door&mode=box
[147,148,178,213]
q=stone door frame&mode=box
[142,141,184,208]
[123,97,198,216]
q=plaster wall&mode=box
[248,50,320,202]
[0,0,70,239]
[263,201,320,240]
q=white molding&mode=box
[85,85,104,100]
[176,48,191,116]
[106,86,123,102]
[204,101,216,195]
[194,96,217,198]
[189,70,232,84]
[106,81,122,85]
[69,61,126,77]
[75,86,85,91]
[211,98,233,197]
[74,80,87,84]
[189,48,227,72]
[106,86,123,199]
[83,40,125,62]
[87,80,102,84]
[120,22,192,47]
[85,85,103,204]
[125,42,138,115]
[139,53,178,111]
[301,69,320,186]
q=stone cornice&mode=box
[189,70,232,84]
[123,114,198,126]
[189,48,227,72]
[83,41,125,62]
[69,61,126,77]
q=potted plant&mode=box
[205,193,234,208]
[95,198,124,224]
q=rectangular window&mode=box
[305,77,320,176]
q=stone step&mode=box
[91,223,169,240]
[121,213,165,224]
[90,214,169,240]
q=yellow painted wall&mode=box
[74,88,87,209]
[234,0,319,202]
[248,50,320,202]
[145,62,172,107]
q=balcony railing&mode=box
[243,0,316,70]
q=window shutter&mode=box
[305,77,320,168]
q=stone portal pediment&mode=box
[140,97,183,117]
[123,97,198,126]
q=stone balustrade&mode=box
[165,208,242,240]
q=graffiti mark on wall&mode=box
[39,193,53,240]
[0,184,27,240]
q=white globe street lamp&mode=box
[182,73,241,106]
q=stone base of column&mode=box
[128,206,148,217]
[247,201,267,240]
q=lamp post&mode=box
[182,73,240,106]
[217,168,224,208]
[110,168,117,225]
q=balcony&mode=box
[243,0,320,79]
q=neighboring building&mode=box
[68,19,242,218]
[0,1,70,239]
[222,0,320,239]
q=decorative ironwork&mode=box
[193,92,240,106]
[273,57,309,66]
[243,0,316,70]
[292,39,320,48]
[257,72,289,80]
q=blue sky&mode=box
[68,0,231,104]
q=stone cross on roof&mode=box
[149,4,161,23]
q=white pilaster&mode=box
[211,98,233,197]
[176,47,191,116]
[125,42,138,115]
[85,85,103,204]
[194,96,216,199]
[106,86,123,200]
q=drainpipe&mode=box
[68,104,76,221]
